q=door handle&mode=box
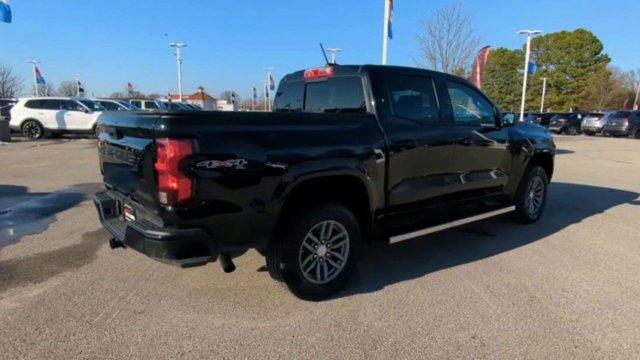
[458,137,474,146]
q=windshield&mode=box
[79,99,105,111]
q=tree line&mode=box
[416,2,639,112]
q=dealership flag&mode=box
[528,48,538,75]
[35,66,46,85]
[0,0,11,23]
[387,0,394,39]
[127,82,133,94]
[470,46,491,89]
[268,74,275,91]
[77,80,85,95]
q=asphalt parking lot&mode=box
[1,134,640,359]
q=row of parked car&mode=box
[1,96,204,140]
[522,111,640,138]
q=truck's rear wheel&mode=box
[514,165,549,223]
[267,203,359,301]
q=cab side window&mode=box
[446,81,495,125]
[387,75,439,125]
[145,101,158,110]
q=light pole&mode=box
[325,48,342,64]
[517,29,542,122]
[27,60,41,96]
[170,42,187,101]
[540,77,547,113]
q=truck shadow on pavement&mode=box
[340,182,639,299]
[0,183,104,249]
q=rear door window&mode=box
[130,100,142,108]
[386,75,439,124]
[40,99,62,110]
[304,76,366,113]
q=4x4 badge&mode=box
[196,159,248,170]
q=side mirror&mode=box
[502,112,517,127]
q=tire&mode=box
[584,131,594,136]
[266,203,360,301]
[21,120,44,140]
[514,165,549,223]
[564,125,578,136]
[634,128,640,140]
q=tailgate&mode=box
[97,112,160,208]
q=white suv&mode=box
[10,97,104,139]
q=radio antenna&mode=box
[319,43,330,65]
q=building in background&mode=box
[215,99,236,111]
[169,86,217,110]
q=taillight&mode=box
[154,138,193,206]
[303,66,335,80]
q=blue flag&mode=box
[35,67,46,85]
[528,61,537,75]
[0,1,11,23]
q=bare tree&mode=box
[219,90,240,104]
[31,83,57,97]
[0,63,24,98]
[58,81,77,97]
[415,1,480,75]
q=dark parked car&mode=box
[0,98,17,120]
[602,110,639,138]
[94,64,555,299]
[580,112,607,135]
[548,112,595,135]
[523,112,557,128]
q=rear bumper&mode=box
[581,125,603,133]
[548,125,565,133]
[602,127,629,136]
[94,190,216,267]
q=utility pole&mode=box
[325,48,342,64]
[170,42,187,102]
[517,29,542,122]
[263,67,274,112]
[27,60,41,96]
[381,0,391,65]
[540,77,547,113]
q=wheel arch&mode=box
[273,173,374,245]
[529,151,554,181]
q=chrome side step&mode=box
[389,206,516,244]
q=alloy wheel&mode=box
[298,220,350,285]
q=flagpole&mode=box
[382,0,390,65]
[540,77,547,113]
[28,60,40,96]
[517,30,542,123]
[263,67,274,112]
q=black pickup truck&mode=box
[94,64,555,300]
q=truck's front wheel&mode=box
[267,204,359,301]
[514,165,549,223]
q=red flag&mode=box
[623,98,629,109]
[470,46,491,89]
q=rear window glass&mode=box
[145,101,158,109]
[26,99,61,110]
[303,76,366,113]
[274,80,304,112]
[612,111,630,118]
